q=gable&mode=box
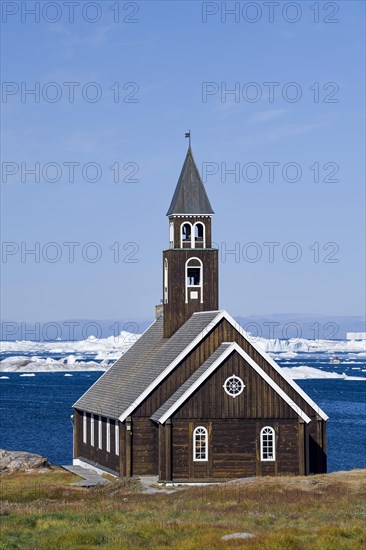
[73,311,219,418]
[135,312,327,422]
[74,309,327,423]
[152,343,311,424]
[218,313,328,421]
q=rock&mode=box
[221,533,255,541]
[0,449,50,472]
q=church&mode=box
[73,145,327,481]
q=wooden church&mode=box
[73,145,327,481]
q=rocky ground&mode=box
[0,449,51,472]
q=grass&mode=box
[0,468,365,549]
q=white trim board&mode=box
[118,309,327,422]
[72,318,158,410]
[222,311,328,421]
[118,312,221,422]
[157,342,311,424]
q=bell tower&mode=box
[163,146,219,338]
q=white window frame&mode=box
[164,258,168,304]
[260,426,276,461]
[193,426,208,462]
[180,221,193,248]
[83,412,87,444]
[106,419,111,452]
[169,222,174,248]
[98,416,102,450]
[193,221,206,248]
[185,257,203,304]
[115,421,119,456]
[90,413,94,447]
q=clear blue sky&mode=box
[1,1,365,322]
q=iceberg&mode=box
[281,366,366,380]
[0,355,111,373]
[0,329,365,373]
[256,336,366,354]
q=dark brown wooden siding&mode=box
[163,248,218,338]
[174,352,298,420]
[131,418,158,476]
[74,409,120,474]
[135,320,312,421]
[136,319,323,421]
[171,418,301,480]
[134,317,326,475]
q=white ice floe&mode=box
[274,351,299,359]
[19,373,36,377]
[281,366,366,380]
[256,337,366,354]
[0,376,9,379]
[1,331,138,359]
[0,355,111,373]
[1,329,365,373]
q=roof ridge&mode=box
[193,309,222,315]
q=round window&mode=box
[223,375,245,397]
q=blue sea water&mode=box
[0,360,365,473]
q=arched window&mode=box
[181,222,192,248]
[260,427,275,461]
[169,222,174,248]
[164,258,168,304]
[194,222,205,247]
[185,257,203,303]
[193,426,208,461]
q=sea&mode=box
[0,335,365,473]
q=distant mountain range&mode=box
[1,314,365,341]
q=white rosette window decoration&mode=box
[223,375,245,398]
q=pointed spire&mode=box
[166,147,214,216]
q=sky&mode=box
[1,0,365,324]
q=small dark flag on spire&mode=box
[185,130,191,146]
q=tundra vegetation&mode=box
[0,468,365,549]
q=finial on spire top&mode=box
[185,130,191,148]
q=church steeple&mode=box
[162,146,219,338]
[166,147,214,216]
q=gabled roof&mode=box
[151,342,311,424]
[151,343,231,423]
[73,311,219,419]
[166,147,214,216]
[74,309,328,422]
[218,311,328,421]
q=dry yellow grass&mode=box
[1,468,365,549]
